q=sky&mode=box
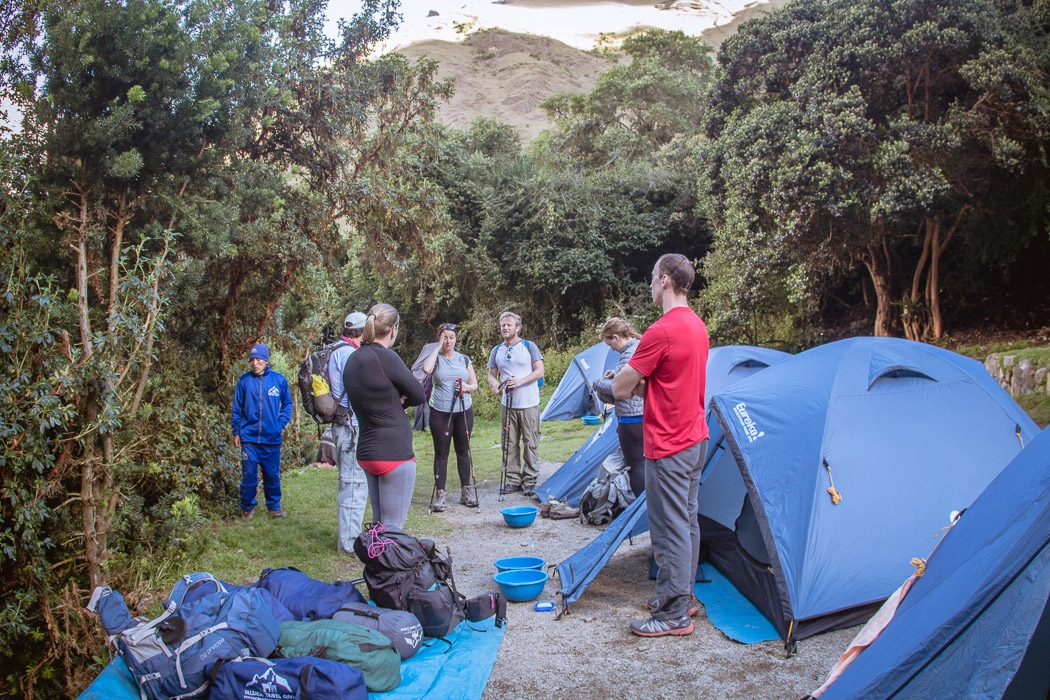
[322,0,749,51]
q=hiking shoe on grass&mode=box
[432,489,447,512]
[647,594,700,618]
[241,509,254,520]
[270,509,287,519]
[630,615,694,637]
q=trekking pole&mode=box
[499,379,514,502]
[455,380,481,511]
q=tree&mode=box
[701,0,1050,340]
[542,29,713,167]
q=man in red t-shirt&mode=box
[614,253,709,637]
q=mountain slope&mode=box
[395,29,620,140]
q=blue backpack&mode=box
[88,584,280,700]
[209,656,367,700]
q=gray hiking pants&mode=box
[501,404,540,488]
[334,420,366,553]
[646,439,707,620]
[365,460,416,530]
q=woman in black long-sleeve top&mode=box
[344,303,425,529]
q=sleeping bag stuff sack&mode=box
[209,656,367,700]
[87,585,280,700]
[256,566,366,620]
[276,619,401,693]
[331,603,424,659]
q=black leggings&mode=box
[429,407,475,490]
[618,420,645,497]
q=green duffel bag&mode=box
[277,619,401,693]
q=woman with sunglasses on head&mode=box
[422,323,480,510]
[592,317,646,497]
[344,304,425,529]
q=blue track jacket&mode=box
[231,366,293,445]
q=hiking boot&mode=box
[241,509,254,520]
[432,489,447,512]
[500,483,521,495]
[270,509,287,519]
[460,486,478,508]
[630,615,694,637]
[547,502,579,520]
[647,594,700,618]
[522,486,536,497]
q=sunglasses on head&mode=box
[439,323,457,333]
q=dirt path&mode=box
[412,461,856,700]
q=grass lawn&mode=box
[193,416,592,586]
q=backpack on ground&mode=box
[256,566,366,621]
[297,341,350,424]
[353,522,507,638]
[209,655,367,700]
[276,619,401,693]
[580,450,636,526]
[332,602,424,659]
[87,584,280,700]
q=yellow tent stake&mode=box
[823,459,842,504]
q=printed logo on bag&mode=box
[405,624,424,649]
[245,667,294,699]
[733,403,765,443]
[268,386,280,397]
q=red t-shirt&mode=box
[628,306,709,460]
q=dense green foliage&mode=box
[1,0,1049,696]
[699,0,1050,344]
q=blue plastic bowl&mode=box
[494,556,546,573]
[501,506,539,528]
[581,414,601,425]
[493,569,549,603]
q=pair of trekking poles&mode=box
[498,380,514,502]
[428,379,482,513]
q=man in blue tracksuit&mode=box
[231,343,293,519]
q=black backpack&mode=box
[353,523,506,638]
[297,340,349,424]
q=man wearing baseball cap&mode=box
[327,312,368,553]
[231,343,293,519]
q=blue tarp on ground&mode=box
[534,411,620,507]
[551,346,791,610]
[539,342,619,421]
[821,426,1050,699]
[706,336,1039,642]
[78,618,505,700]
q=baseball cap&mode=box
[345,312,367,330]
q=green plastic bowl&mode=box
[493,569,549,603]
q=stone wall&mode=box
[985,354,1049,396]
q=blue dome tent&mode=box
[705,337,1039,646]
[539,342,619,421]
[818,426,1050,699]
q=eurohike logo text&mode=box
[243,666,295,699]
[733,403,764,443]
[268,386,280,397]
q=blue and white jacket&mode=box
[231,366,293,445]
